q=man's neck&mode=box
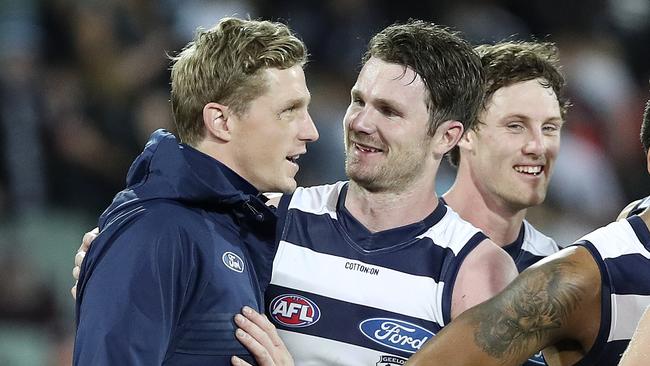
[344,180,439,233]
[443,179,527,247]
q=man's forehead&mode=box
[355,57,426,96]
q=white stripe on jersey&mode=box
[522,220,559,256]
[416,207,486,256]
[609,294,650,342]
[271,240,445,325]
[579,220,650,260]
[286,182,343,219]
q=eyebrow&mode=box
[351,89,406,111]
[283,95,311,109]
[504,113,564,123]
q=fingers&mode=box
[234,306,293,366]
[74,251,86,271]
[234,315,274,365]
[80,227,99,252]
[72,227,98,300]
[231,356,253,366]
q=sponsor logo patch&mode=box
[376,355,407,366]
[270,294,321,328]
[222,251,244,273]
[359,318,434,354]
[527,352,546,365]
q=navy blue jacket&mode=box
[74,130,278,365]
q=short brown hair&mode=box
[363,20,485,137]
[448,41,569,166]
[170,17,307,146]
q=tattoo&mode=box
[472,257,585,362]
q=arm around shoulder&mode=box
[407,246,601,366]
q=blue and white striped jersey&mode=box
[574,216,650,365]
[504,220,559,273]
[625,195,650,218]
[266,182,488,365]
[438,198,558,366]
[437,197,558,273]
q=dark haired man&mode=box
[73,19,518,365]
[442,41,568,366]
[406,99,650,366]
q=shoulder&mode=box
[451,238,518,318]
[573,219,641,259]
[617,199,642,221]
[285,181,347,215]
[461,239,518,285]
[99,200,216,256]
[425,206,487,253]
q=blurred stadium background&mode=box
[1,0,649,364]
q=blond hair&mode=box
[170,17,307,145]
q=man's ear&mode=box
[432,120,464,158]
[203,102,232,142]
[457,127,476,151]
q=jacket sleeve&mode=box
[74,217,198,365]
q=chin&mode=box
[276,178,298,194]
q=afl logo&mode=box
[270,294,321,328]
[222,252,244,273]
[359,318,434,354]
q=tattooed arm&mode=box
[406,246,602,366]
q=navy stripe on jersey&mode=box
[265,285,437,358]
[627,196,650,218]
[439,197,558,273]
[573,216,650,366]
[574,241,614,366]
[441,231,488,325]
[283,208,482,281]
[629,215,650,246]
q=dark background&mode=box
[1,0,648,364]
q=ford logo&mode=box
[270,294,321,328]
[222,251,244,273]
[359,318,434,354]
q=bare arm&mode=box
[451,239,518,318]
[619,306,650,366]
[406,246,601,366]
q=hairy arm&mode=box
[407,246,601,366]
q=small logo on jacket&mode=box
[376,355,407,366]
[222,252,244,273]
[527,352,546,365]
[270,294,321,327]
[359,318,433,354]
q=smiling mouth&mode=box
[514,165,543,176]
[353,142,383,153]
[286,155,300,164]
